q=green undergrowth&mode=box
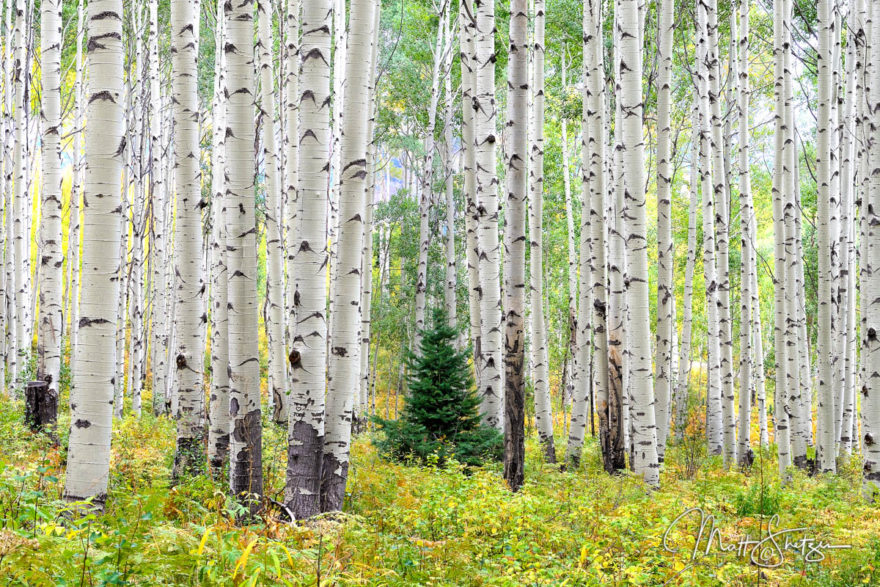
[0,395,878,585]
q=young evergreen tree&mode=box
[374,309,503,468]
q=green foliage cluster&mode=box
[372,309,502,468]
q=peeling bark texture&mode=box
[286,0,331,520]
[502,0,528,492]
[225,0,263,509]
[37,0,63,406]
[617,0,659,487]
[25,380,57,432]
[170,0,206,480]
[321,0,376,514]
[474,0,504,431]
[64,0,125,505]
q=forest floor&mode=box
[1,394,879,586]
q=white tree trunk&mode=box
[256,0,287,425]
[64,0,125,505]
[286,0,331,519]
[225,0,263,508]
[474,0,503,431]
[617,0,658,487]
[321,0,376,514]
[654,0,674,463]
[37,0,62,402]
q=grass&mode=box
[0,393,878,586]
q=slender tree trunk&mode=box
[256,0,287,425]
[286,0,332,520]
[208,0,230,476]
[170,0,206,478]
[63,0,125,506]
[654,0,674,464]
[225,0,263,510]
[772,0,791,476]
[561,51,578,431]
[284,0,300,356]
[10,0,26,384]
[674,124,699,442]
[503,0,528,491]
[816,0,837,474]
[474,0,503,430]
[67,0,85,383]
[443,12,457,330]
[528,0,555,464]
[37,0,62,403]
[734,2,753,467]
[460,0,482,392]
[321,0,376,514]
[617,0,658,487]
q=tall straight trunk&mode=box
[63,0,125,505]
[696,0,723,457]
[1,0,13,394]
[321,0,376,513]
[735,2,753,466]
[772,0,791,475]
[10,0,25,384]
[783,14,808,469]
[529,0,555,464]
[67,0,85,381]
[816,0,837,473]
[862,0,880,498]
[208,0,229,476]
[474,0,503,431]
[617,0,658,487]
[171,0,206,478]
[284,0,300,352]
[706,0,736,467]
[443,12,457,330]
[460,0,482,391]
[286,0,331,520]
[225,0,263,509]
[256,0,287,424]
[415,7,446,345]
[37,0,62,401]
[358,5,381,427]
[674,125,699,441]
[561,51,578,422]
[654,0,674,464]
[503,0,528,492]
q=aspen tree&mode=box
[284,0,300,355]
[529,0,555,463]
[67,0,85,381]
[503,0,528,491]
[64,0,126,505]
[460,0,482,392]
[322,0,377,513]
[655,0,674,462]
[286,0,332,519]
[474,0,504,430]
[443,12,457,330]
[225,0,264,508]
[817,0,838,473]
[37,0,62,402]
[208,0,230,475]
[10,0,24,383]
[617,0,659,487]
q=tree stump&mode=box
[25,380,58,432]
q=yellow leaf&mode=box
[197,527,213,556]
[233,538,259,579]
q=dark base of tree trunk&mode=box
[540,437,556,464]
[172,435,206,481]
[25,380,57,433]
[209,433,230,478]
[231,409,263,516]
[320,453,349,513]
[286,420,323,520]
[504,356,525,492]
[601,348,626,474]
